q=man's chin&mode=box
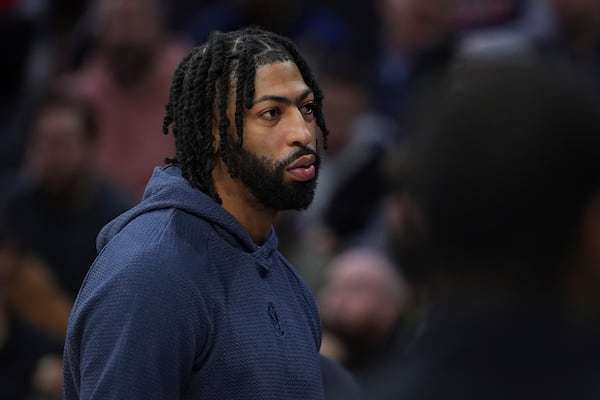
[262,195,315,212]
[255,184,316,211]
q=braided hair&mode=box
[162,27,329,204]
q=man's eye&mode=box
[260,109,281,120]
[300,102,315,115]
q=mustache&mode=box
[281,147,320,170]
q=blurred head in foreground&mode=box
[404,58,600,310]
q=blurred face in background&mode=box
[26,105,93,193]
[377,0,455,56]
[318,249,408,347]
[97,0,164,85]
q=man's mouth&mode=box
[286,154,316,182]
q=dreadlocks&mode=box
[162,26,329,204]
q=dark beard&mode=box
[226,145,320,211]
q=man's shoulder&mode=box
[88,207,218,290]
[107,205,214,246]
[72,208,218,328]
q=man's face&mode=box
[222,61,321,211]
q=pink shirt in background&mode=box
[63,38,190,200]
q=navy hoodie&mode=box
[63,165,324,399]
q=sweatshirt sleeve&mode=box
[64,252,212,400]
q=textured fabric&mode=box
[63,165,324,399]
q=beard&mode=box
[225,145,321,211]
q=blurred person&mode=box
[64,27,331,399]
[545,0,600,51]
[181,0,356,55]
[316,58,398,246]
[0,235,64,400]
[373,58,600,399]
[377,177,431,314]
[318,246,411,397]
[1,89,132,316]
[370,0,457,120]
[60,0,191,199]
[455,0,551,58]
[533,0,600,95]
[301,0,380,65]
[182,0,306,44]
[1,0,92,182]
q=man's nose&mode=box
[285,108,314,147]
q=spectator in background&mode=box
[0,0,92,183]
[60,0,191,199]
[316,58,398,248]
[181,0,358,56]
[452,0,547,61]
[374,58,600,399]
[533,0,600,95]
[369,0,457,122]
[0,233,64,400]
[318,246,411,398]
[1,89,132,330]
[182,0,307,45]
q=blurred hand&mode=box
[32,355,64,399]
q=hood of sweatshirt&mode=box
[96,165,274,254]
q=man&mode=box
[374,58,600,399]
[63,27,330,399]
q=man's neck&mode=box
[213,166,276,245]
[224,201,275,245]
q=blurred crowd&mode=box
[1,0,600,399]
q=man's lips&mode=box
[286,154,316,182]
